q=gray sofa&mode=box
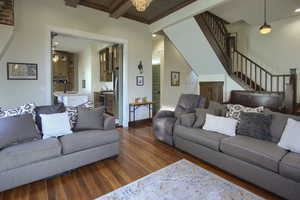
[153,95,300,200]
[0,108,120,192]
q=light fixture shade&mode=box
[131,0,152,12]
[259,23,272,34]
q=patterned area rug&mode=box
[96,159,263,200]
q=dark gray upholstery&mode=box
[280,152,300,183]
[174,125,228,151]
[0,138,61,173]
[193,108,218,128]
[220,135,287,172]
[75,107,105,131]
[0,114,41,149]
[174,136,300,200]
[59,130,120,154]
[104,114,116,130]
[179,113,196,128]
[153,117,176,145]
[237,112,272,141]
[174,94,207,118]
[208,101,227,116]
[264,109,300,143]
[153,94,207,145]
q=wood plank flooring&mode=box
[0,125,281,200]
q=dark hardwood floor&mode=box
[0,124,281,200]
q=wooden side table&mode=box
[129,102,155,126]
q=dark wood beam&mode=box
[65,0,80,8]
[110,0,132,19]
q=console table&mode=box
[129,102,155,126]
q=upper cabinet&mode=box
[99,45,120,82]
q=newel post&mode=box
[290,68,297,113]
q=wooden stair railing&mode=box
[194,11,297,113]
[0,0,14,26]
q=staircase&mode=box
[195,12,297,112]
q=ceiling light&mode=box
[131,0,152,12]
[152,34,157,38]
[54,41,59,46]
[295,8,300,13]
[259,0,272,35]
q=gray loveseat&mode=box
[153,94,300,200]
[0,105,120,192]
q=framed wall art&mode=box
[171,71,180,87]
[136,76,144,86]
[7,62,38,80]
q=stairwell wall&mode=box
[227,15,300,102]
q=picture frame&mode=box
[171,71,180,87]
[136,76,144,86]
[7,62,38,80]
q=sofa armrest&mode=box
[103,113,116,130]
[154,110,175,120]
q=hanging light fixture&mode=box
[131,0,152,12]
[259,0,272,34]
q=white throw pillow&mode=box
[40,112,73,139]
[203,114,238,136]
[278,118,300,153]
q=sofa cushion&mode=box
[193,108,219,128]
[74,107,105,131]
[0,138,61,173]
[0,114,41,149]
[174,125,229,151]
[264,109,300,143]
[35,104,66,132]
[208,101,227,117]
[279,152,300,183]
[220,135,287,172]
[59,130,120,154]
[237,112,272,141]
[180,113,196,128]
[174,94,206,118]
[226,104,264,121]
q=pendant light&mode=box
[131,0,152,12]
[259,0,272,34]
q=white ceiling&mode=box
[53,35,112,53]
[210,0,300,25]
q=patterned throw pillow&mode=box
[66,101,95,127]
[0,103,36,119]
[226,104,264,121]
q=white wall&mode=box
[162,38,198,107]
[0,0,152,124]
[228,15,300,102]
[77,47,92,95]
[0,24,14,61]
[164,17,243,103]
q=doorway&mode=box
[50,32,124,124]
[199,82,224,103]
[152,65,161,115]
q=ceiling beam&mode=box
[110,0,132,19]
[65,0,80,8]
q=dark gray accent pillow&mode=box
[193,108,219,128]
[208,101,227,117]
[0,114,40,149]
[35,104,66,132]
[237,112,272,141]
[180,113,196,128]
[74,107,105,131]
[264,109,300,143]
